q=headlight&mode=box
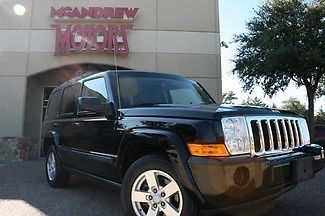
[221,116,250,155]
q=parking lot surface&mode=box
[0,160,324,216]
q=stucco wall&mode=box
[0,77,26,137]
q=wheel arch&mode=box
[116,128,205,205]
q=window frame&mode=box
[58,83,81,118]
[77,76,110,117]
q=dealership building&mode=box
[0,0,222,159]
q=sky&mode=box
[219,0,324,112]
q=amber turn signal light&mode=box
[187,143,230,157]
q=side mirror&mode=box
[78,97,106,113]
[78,97,116,118]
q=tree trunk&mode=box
[306,87,316,141]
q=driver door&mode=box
[72,77,119,181]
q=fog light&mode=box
[233,166,249,187]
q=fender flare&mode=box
[116,128,205,205]
[42,130,60,154]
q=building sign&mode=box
[50,7,139,56]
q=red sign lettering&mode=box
[50,6,139,20]
[51,24,134,56]
[51,6,138,56]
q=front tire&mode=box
[45,145,70,188]
[121,155,197,216]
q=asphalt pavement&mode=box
[0,160,324,216]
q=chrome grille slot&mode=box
[296,120,303,146]
[246,116,307,156]
[261,120,270,151]
[269,120,278,150]
[291,120,299,147]
[285,120,294,148]
[250,121,261,152]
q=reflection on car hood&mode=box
[120,104,300,120]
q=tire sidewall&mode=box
[121,155,196,216]
[45,145,58,186]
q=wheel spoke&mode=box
[51,153,55,163]
[146,206,159,216]
[162,202,179,216]
[145,171,159,190]
[132,191,150,203]
[161,181,179,198]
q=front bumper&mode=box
[188,144,324,209]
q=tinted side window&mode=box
[81,78,108,103]
[60,84,81,114]
[46,90,61,120]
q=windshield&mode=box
[117,73,214,108]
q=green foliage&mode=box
[222,91,238,104]
[233,0,325,97]
[281,97,308,117]
[242,97,268,107]
[271,103,278,108]
[315,108,325,124]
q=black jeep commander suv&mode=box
[42,71,324,216]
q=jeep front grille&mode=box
[246,116,308,156]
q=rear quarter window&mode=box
[45,90,61,120]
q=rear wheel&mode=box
[45,145,70,188]
[121,155,197,216]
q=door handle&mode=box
[72,122,83,127]
[53,123,61,127]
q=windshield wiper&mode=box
[131,103,160,108]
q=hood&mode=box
[120,104,300,120]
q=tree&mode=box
[316,76,325,98]
[271,103,278,109]
[281,97,308,118]
[222,91,238,104]
[315,108,325,124]
[242,97,268,107]
[233,0,325,139]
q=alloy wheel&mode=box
[47,152,56,181]
[131,169,183,216]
